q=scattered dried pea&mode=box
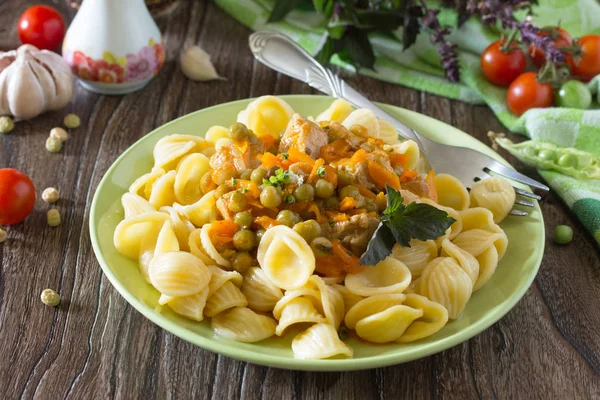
[40,289,61,307]
[50,127,69,142]
[46,136,62,153]
[0,228,6,243]
[554,225,573,245]
[47,209,61,227]
[0,116,14,134]
[42,187,59,203]
[63,113,81,129]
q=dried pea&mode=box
[46,137,62,153]
[50,127,69,142]
[64,113,81,129]
[0,228,6,243]
[42,187,59,203]
[0,116,14,134]
[41,289,61,307]
[47,209,61,227]
[495,138,600,179]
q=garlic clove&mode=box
[179,45,225,82]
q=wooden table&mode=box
[1,1,599,398]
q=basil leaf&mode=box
[359,223,396,265]
[342,27,376,70]
[268,0,305,22]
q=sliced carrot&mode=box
[332,240,364,274]
[351,149,369,163]
[375,192,387,210]
[389,153,407,167]
[339,196,356,212]
[288,147,315,167]
[356,184,376,199]
[322,165,338,187]
[426,169,438,203]
[315,255,346,277]
[308,158,325,183]
[320,139,352,162]
[399,168,418,182]
[323,211,347,223]
[259,134,275,151]
[347,208,367,215]
[232,179,260,198]
[259,152,281,169]
[253,216,281,230]
[367,160,400,190]
[209,220,239,246]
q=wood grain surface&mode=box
[0,1,599,399]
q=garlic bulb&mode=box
[0,45,73,120]
[179,46,224,82]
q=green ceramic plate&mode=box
[90,95,545,371]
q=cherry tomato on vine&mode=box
[18,6,65,50]
[0,168,36,225]
[572,35,600,82]
[507,72,554,116]
[529,26,574,69]
[481,41,526,87]
[557,80,592,109]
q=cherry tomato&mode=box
[18,6,65,50]
[572,35,600,82]
[557,80,592,109]
[507,72,554,117]
[481,41,526,87]
[0,168,36,225]
[529,27,574,69]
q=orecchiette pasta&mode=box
[113,97,514,360]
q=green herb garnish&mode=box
[262,168,291,189]
[281,152,289,160]
[316,166,327,178]
[359,185,455,266]
[284,194,296,204]
[230,177,237,186]
[240,188,249,194]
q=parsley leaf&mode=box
[316,166,327,178]
[284,194,296,204]
[281,152,289,160]
[262,168,291,189]
[359,185,455,265]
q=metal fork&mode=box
[248,31,548,216]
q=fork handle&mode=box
[248,30,421,144]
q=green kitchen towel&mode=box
[215,0,600,244]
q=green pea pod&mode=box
[495,138,600,180]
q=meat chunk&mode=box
[209,138,264,184]
[401,177,430,199]
[325,214,380,256]
[279,113,328,159]
[216,197,234,220]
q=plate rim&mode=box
[89,95,545,371]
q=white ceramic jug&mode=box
[62,0,165,95]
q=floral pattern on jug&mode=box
[65,39,165,84]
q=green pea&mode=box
[293,220,322,243]
[228,191,247,212]
[221,249,236,260]
[215,184,231,199]
[251,167,267,185]
[231,251,253,273]
[255,228,266,242]
[233,229,255,251]
[276,210,302,227]
[554,225,573,245]
[339,185,360,200]
[260,186,282,208]
[557,153,577,168]
[538,149,557,161]
[325,196,340,210]
[294,184,315,202]
[522,146,538,158]
[240,169,252,180]
[315,179,335,199]
[310,237,333,257]
[230,122,248,141]
[363,197,378,212]
[337,169,355,187]
[234,211,253,229]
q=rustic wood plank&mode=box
[0,0,599,399]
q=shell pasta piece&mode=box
[344,257,411,297]
[237,95,294,138]
[153,134,207,171]
[241,267,283,312]
[148,170,177,209]
[188,228,216,265]
[161,289,210,321]
[200,224,231,268]
[205,125,230,143]
[389,140,420,170]
[377,119,400,144]
[212,307,277,343]
[129,168,165,199]
[148,251,212,297]
[275,297,326,336]
[291,323,353,360]
[355,305,423,343]
[342,108,379,138]
[204,281,248,317]
[440,238,479,285]
[469,176,516,223]
[391,240,438,278]
[174,153,210,205]
[139,221,179,282]
[309,276,345,329]
[333,284,363,314]
[397,294,449,343]
[418,257,473,319]
[344,293,406,330]
[316,99,353,123]
[174,190,218,228]
[159,206,195,251]
[122,193,155,218]
[113,212,169,260]
[257,226,315,290]
[207,265,243,296]
[473,245,499,291]
[434,173,470,211]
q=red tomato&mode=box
[572,35,600,82]
[507,72,554,117]
[481,41,526,87]
[529,27,574,69]
[18,6,65,50]
[0,169,36,225]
